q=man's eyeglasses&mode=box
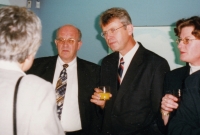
[101,25,126,38]
[56,38,79,45]
[176,38,199,45]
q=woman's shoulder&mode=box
[18,74,55,103]
[24,74,50,84]
[21,74,53,92]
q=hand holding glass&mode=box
[166,89,181,103]
[172,89,181,103]
[99,86,111,100]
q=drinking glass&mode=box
[98,86,111,100]
[172,89,181,102]
[166,89,181,103]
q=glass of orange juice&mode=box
[99,86,111,100]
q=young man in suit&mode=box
[90,7,170,135]
[27,24,101,135]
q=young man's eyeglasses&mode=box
[101,25,126,38]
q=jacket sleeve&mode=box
[168,72,200,135]
[151,59,170,113]
[151,59,170,134]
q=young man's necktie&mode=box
[118,57,124,88]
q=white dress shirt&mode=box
[53,57,81,132]
[119,42,139,82]
[189,63,200,74]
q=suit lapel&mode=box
[77,58,86,96]
[181,65,190,89]
[103,53,119,103]
[114,44,145,105]
[41,56,57,83]
[76,58,91,127]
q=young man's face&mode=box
[101,18,132,55]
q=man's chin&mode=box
[180,57,188,63]
[109,46,117,51]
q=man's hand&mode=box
[90,88,112,109]
[161,94,179,112]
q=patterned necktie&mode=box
[118,57,124,84]
[56,64,68,120]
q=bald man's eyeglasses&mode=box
[56,38,79,45]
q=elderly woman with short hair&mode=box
[0,6,64,135]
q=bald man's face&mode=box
[55,26,82,63]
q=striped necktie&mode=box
[56,64,68,120]
[118,57,124,84]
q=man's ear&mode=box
[127,24,133,35]
[77,41,82,50]
[55,39,58,48]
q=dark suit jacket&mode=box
[27,55,101,135]
[168,70,200,135]
[100,43,170,135]
[163,65,190,94]
[157,65,190,134]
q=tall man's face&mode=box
[101,18,133,56]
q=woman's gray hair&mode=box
[0,6,42,63]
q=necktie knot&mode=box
[63,64,68,68]
[120,57,124,65]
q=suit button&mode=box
[112,114,117,117]
[106,131,111,135]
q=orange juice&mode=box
[100,92,110,100]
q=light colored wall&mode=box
[32,0,200,66]
[0,0,26,6]
[9,0,26,6]
[21,1,200,67]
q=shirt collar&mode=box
[119,42,139,62]
[57,56,77,68]
[189,63,200,74]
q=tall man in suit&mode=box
[27,24,101,135]
[90,7,170,135]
